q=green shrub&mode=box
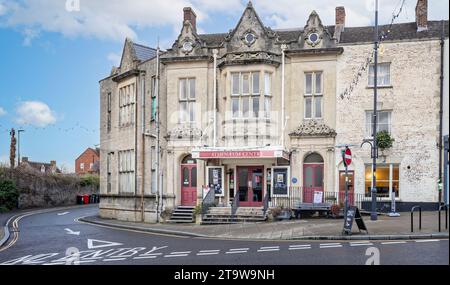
[377,131,395,151]
[79,175,100,188]
[0,179,19,212]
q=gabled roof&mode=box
[75,148,100,162]
[133,43,157,62]
[197,20,448,47]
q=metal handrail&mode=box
[262,192,270,216]
[201,187,215,216]
[231,192,239,220]
[438,204,449,232]
[411,205,422,233]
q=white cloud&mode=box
[107,52,121,66]
[15,101,57,127]
[0,106,6,116]
[0,0,447,44]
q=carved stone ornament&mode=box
[305,30,322,47]
[241,29,258,47]
[179,38,195,55]
[289,120,336,138]
[166,125,202,139]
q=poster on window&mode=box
[273,168,288,195]
[208,167,224,197]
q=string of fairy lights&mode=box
[339,0,407,100]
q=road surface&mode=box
[0,205,448,265]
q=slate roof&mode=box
[133,43,157,62]
[196,20,448,46]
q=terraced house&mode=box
[99,0,449,223]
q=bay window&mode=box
[231,71,271,119]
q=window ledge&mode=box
[366,85,393,89]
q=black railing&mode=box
[411,205,422,233]
[268,187,387,213]
[262,192,270,216]
[231,192,239,220]
[438,204,449,232]
[201,187,216,216]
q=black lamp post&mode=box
[18,129,25,166]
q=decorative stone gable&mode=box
[299,11,336,50]
[290,120,337,138]
[224,2,277,53]
[119,38,138,73]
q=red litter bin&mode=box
[83,194,89,204]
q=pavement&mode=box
[0,205,448,265]
[80,211,449,240]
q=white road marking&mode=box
[289,246,311,250]
[350,242,374,247]
[78,260,97,263]
[225,251,247,254]
[381,241,407,245]
[198,250,220,253]
[164,254,189,258]
[169,251,191,255]
[133,256,158,260]
[103,258,126,262]
[57,212,70,216]
[64,228,80,236]
[414,239,440,243]
[87,239,123,249]
[228,248,249,251]
[197,252,220,256]
[43,263,65,265]
[320,243,343,249]
[257,249,280,252]
[259,246,280,250]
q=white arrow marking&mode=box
[58,212,70,216]
[65,228,80,236]
[87,239,123,249]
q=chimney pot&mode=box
[335,6,346,27]
[22,157,28,162]
[50,160,56,166]
[183,7,197,33]
[416,0,428,32]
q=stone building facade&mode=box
[99,0,449,223]
[75,148,100,175]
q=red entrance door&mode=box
[303,164,324,203]
[237,166,264,207]
[181,164,197,206]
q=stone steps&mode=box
[167,206,195,224]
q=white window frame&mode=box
[231,72,268,119]
[304,72,323,119]
[179,78,196,123]
[368,63,391,87]
[365,110,392,137]
[80,163,85,171]
[271,166,291,198]
[365,164,400,200]
[206,166,225,197]
[119,83,136,128]
[118,149,135,193]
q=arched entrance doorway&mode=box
[180,155,197,206]
[303,153,324,203]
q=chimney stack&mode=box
[416,0,428,32]
[183,7,197,33]
[334,6,346,43]
[50,160,56,166]
[22,157,28,163]
[335,6,346,28]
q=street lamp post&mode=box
[18,129,25,166]
[371,0,379,221]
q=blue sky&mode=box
[0,0,448,172]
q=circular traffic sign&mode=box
[344,148,352,166]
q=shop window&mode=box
[365,164,400,198]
